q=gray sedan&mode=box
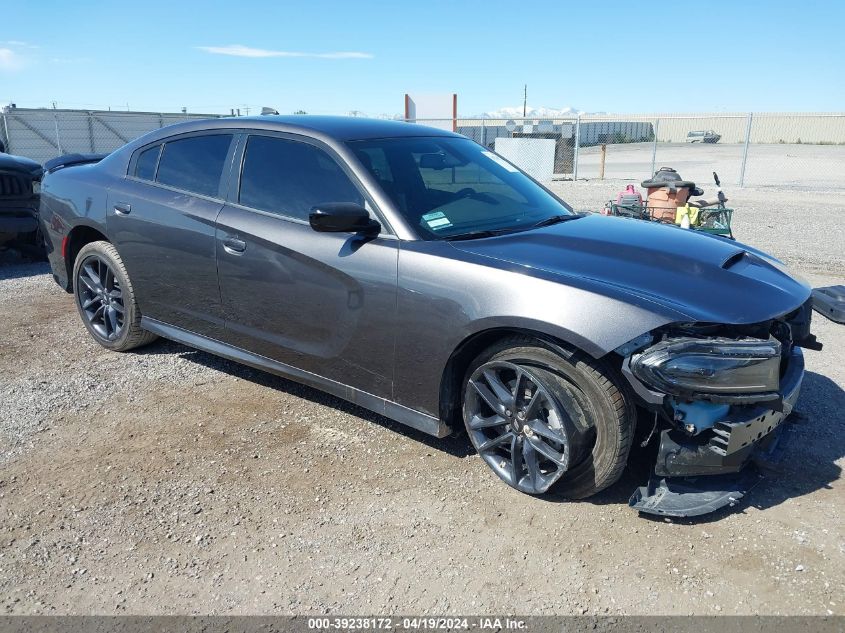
[39,116,817,517]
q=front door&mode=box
[215,133,398,399]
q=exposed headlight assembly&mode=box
[631,337,781,396]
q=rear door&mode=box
[215,132,398,399]
[107,132,237,338]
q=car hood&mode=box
[449,214,811,324]
[0,152,43,179]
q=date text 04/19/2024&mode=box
[307,617,528,630]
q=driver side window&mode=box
[239,135,364,221]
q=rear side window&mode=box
[239,136,363,220]
[134,144,161,180]
[156,135,232,197]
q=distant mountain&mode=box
[340,106,590,120]
[473,106,584,119]
[346,111,405,120]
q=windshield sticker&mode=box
[481,151,519,172]
[422,211,453,230]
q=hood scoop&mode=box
[721,251,748,270]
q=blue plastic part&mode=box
[670,399,730,434]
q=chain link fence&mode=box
[0,108,221,165]
[414,113,845,192]
[2,108,843,192]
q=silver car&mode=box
[686,130,722,143]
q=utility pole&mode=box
[523,85,527,117]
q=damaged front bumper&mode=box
[627,345,804,518]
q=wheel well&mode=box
[65,226,109,289]
[438,327,584,429]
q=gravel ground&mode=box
[0,185,843,615]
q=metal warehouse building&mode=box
[455,119,655,175]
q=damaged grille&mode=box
[657,297,814,359]
[780,298,813,348]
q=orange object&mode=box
[641,167,700,223]
[646,186,691,222]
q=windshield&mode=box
[347,136,572,239]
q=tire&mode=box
[462,336,634,499]
[72,240,158,352]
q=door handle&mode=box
[114,202,131,215]
[222,236,247,254]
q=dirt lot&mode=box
[1,184,843,616]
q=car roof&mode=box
[174,115,462,142]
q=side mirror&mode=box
[309,202,379,234]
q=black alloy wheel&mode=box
[76,254,126,341]
[463,360,584,494]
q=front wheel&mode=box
[462,338,634,498]
[72,241,158,351]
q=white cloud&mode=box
[197,44,373,59]
[2,40,38,49]
[0,48,25,71]
[50,57,91,64]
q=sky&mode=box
[2,0,844,116]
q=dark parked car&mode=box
[0,147,43,251]
[40,116,818,517]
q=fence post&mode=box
[650,118,660,177]
[573,115,581,181]
[479,118,486,148]
[87,112,96,153]
[599,144,607,180]
[53,113,63,154]
[739,112,753,188]
[1,112,9,153]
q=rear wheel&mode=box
[72,241,157,352]
[462,337,634,498]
